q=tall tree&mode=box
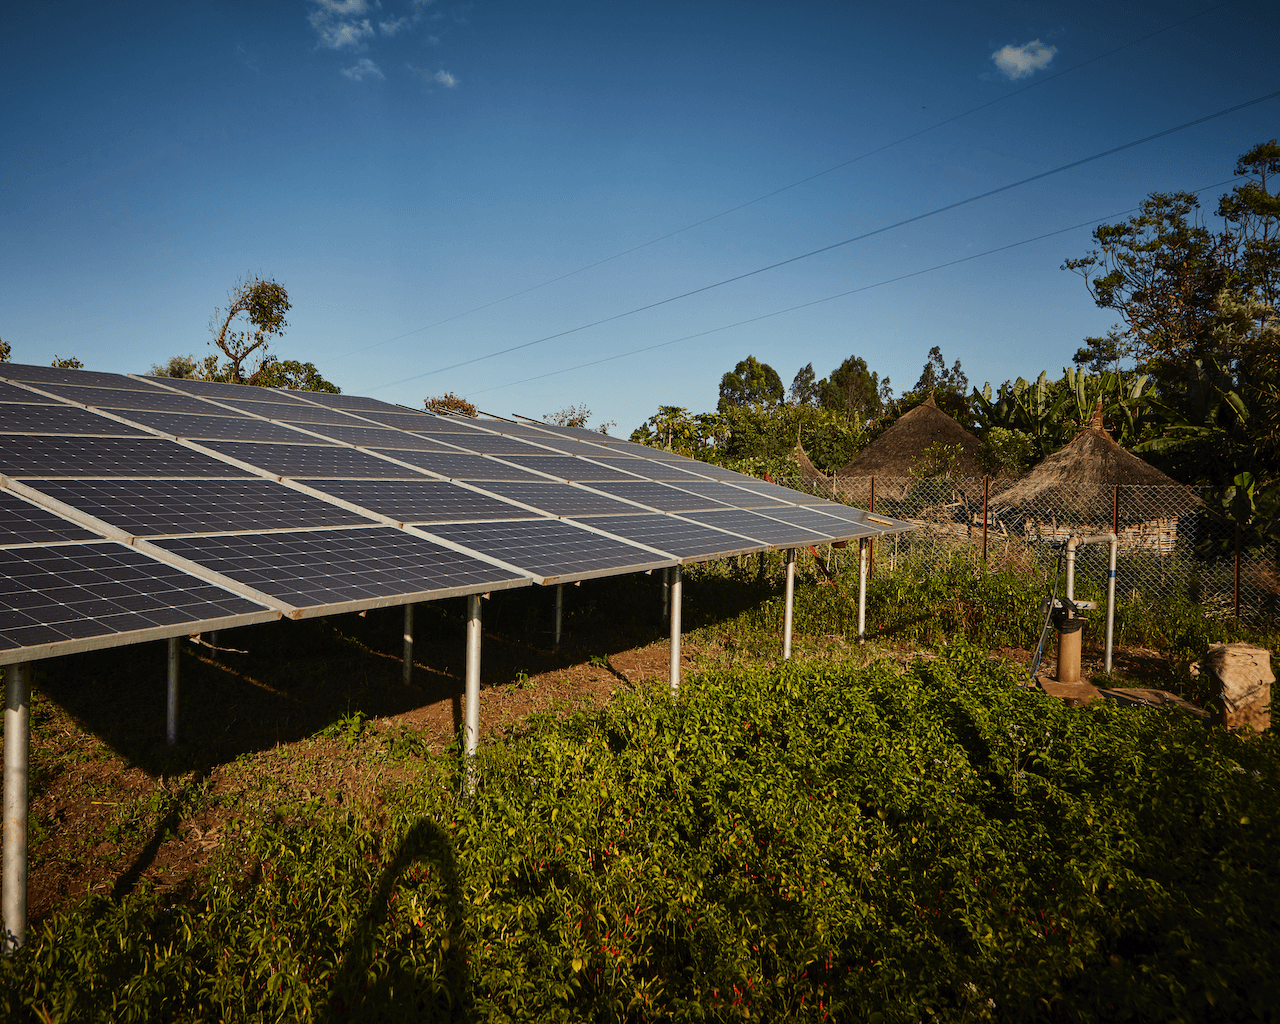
[789,363,821,406]
[819,354,889,422]
[717,355,784,412]
[208,275,292,385]
[424,392,477,417]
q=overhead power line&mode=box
[461,176,1243,399]
[373,87,1280,391]
[327,0,1237,369]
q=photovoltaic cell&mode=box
[197,441,411,479]
[43,385,228,415]
[576,514,761,561]
[299,479,535,523]
[583,480,731,512]
[0,404,146,436]
[497,455,640,481]
[144,376,310,404]
[0,382,59,404]
[471,480,640,516]
[426,519,670,581]
[680,509,834,548]
[586,457,710,481]
[283,423,447,449]
[0,542,267,652]
[372,449,544,481]
[0,436,246,478]
[154,527,525,608]
[754,506,878,539]
[668,481,789,508]
[288,392,404,413]
[430,432,549,455]
[27,478,376,536]
[798,502,916,534]
[211,399,362,424]
[0,490,99,544]
[733,480,828,505]
[670,462,759,482]
[1,366,143,388]
[120,411,311,443]
[516,437,613,457]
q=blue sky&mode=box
[3,1,1277,433]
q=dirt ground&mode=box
[12,584,1194,927]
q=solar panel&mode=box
[680,509,835,548]
[371,449,544,481]
[668,481,789,508]
[0,436,246,478]
[154,527,526,610]
[120,411,311,443]
[358,411,465,431]
[0,382,60,404]
[0,404,146,436]
[754,506,878,539]
[0,490,99,543]
[430,432,550,455]
[671,462,759,482]
[2,366,143,388]
[210,399,361,424]
[27,478,376,536]
[144,376,311,404]
[518,437,614,457]
[576,514,761,561]
[732,480,830,505]
[605,441,692,461]
[497,455,641,481]
[583,480,732,512]
[286,392,403,413]
[586,456,710,481]
[197,441,412,479]
[283,423,448,449]
[299,479,536,523]
[425,519,671,582]
[799,502,917,534]
[471,480,640,516]
[0,542,269,654]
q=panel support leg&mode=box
[661,568,669,622]
[464,595,482,795]
[403,603,414,687]
[3,662,30,954]
[857,539,868,642]
[553,585,563,650]
[166,638,180,747]
[783,548,796,660]
[668,566,683,694]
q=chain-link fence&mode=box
[773,474,1278,627]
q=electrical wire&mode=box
[1028,546,1068,686]
[374,87,1280,392]
[324,0,1238,369]
[461,176,1241,398]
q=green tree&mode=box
[717,356,783,412]
[51,356,83,369]
[253,357,339,393]
[819,354,889,422]
[789,363,821,406]
[209,275,292,384]
[424,393,477,417]
[1071,330,1131,373]
[0,338,10,363]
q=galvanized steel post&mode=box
[783,548,796,660]
[464,595,482,795]
[553,584,563,649]
[3,662,30,954]
[857,539,868,641]
[1105,535,1117,676]
[402,604,414,687]
[661,567,669,621]
[668,566,682,693]
[166,638,180,746]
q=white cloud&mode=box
[433,69,458,87]
[341,57,384,81]
[380,17,410,36]
[991,39,1057,80]
[309,0,374,49]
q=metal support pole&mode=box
[981,474,990,563]
[661,568,669,622]
[668,566,683,693]
[783,548,796,660]
[208,630,219,663]
[1064,536,1078,606]
[402,604,414,687]
[857,539,868,641]
[464,595,482,795]
[166,637,180,746]
[868,477,876,581]
[1105,536,1117,676]
[3,662,30,954]
[553,585,563,649]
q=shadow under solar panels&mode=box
[472,480,641,516]
[121,412,312,443]
[299,479,535,523]
[372,449,544,481]
[0,404,145,436]
[0,541,271,656]
[424,518,671,583]
[199,440,410,478]
[577,514,763,561]
[0,436,246,477]
[27,478,377,536]
[0,490,99,543]
[679,509,835,548]
[496,455,641,481]
[153,527,527,612]
[575,480,730,512]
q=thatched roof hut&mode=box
[793,440,830,490]
[834,395,985,479]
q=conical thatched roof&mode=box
[834,396,985,477]
[992,401,1186,519]
[793,439,829,486]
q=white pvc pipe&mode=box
[553,584,563,649]
[464,595,482,795]
[783,548,796,660]
[403,604,414,687]
[1065,537,1078,607]
[3,662,30,954]
[669,565,683,693]
[166,638,180,746]
[857,539,868,640]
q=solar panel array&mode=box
[0,363,915,664]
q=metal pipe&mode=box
[553,584,563,649]
[464,595,482,795]
[3,662,30,954]
[166,637,180,746]
[1064,535,1078,606]
[1105,535,1117,675]
[981,474,990,563]
[661,567,669,621]
[868,477,876,581]
[402,604,414,687]
[669,565,682,693]
[783,548,796,660]
[857,539,868,641]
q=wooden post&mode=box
[868,476,876,581]
[981,474,989,564]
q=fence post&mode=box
[868,476,875,581]
[1112,484,1119,537]
[1234,522,1242,625]
[981,474,989,565]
